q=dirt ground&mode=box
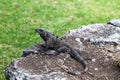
[18,37,120,80]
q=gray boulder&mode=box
[5,19,120,80]
[107,19,120,27]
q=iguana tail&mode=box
[69,49,89,74]
[81,61,89,74]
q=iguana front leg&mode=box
[44,41,49,51]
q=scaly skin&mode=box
[35,28,88,75]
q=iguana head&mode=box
[35,28,55,37]
[35,28,58,41]
[35,28,48,41]
[35,28,46,35]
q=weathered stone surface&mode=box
[5,19,120,80]
[5,57,68,80]
[64,24,120,46]
[107,19,120,27]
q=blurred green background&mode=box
[0,0,120,79]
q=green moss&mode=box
[117,60,120,67]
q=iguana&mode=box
[35,28,89,75]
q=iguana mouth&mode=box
[35,28,44,33]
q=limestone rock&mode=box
[107,19,120,27]
[5,57,68,80]
[5,19,120,80]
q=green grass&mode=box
[0,0,120,79]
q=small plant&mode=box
[116,59,120,67]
